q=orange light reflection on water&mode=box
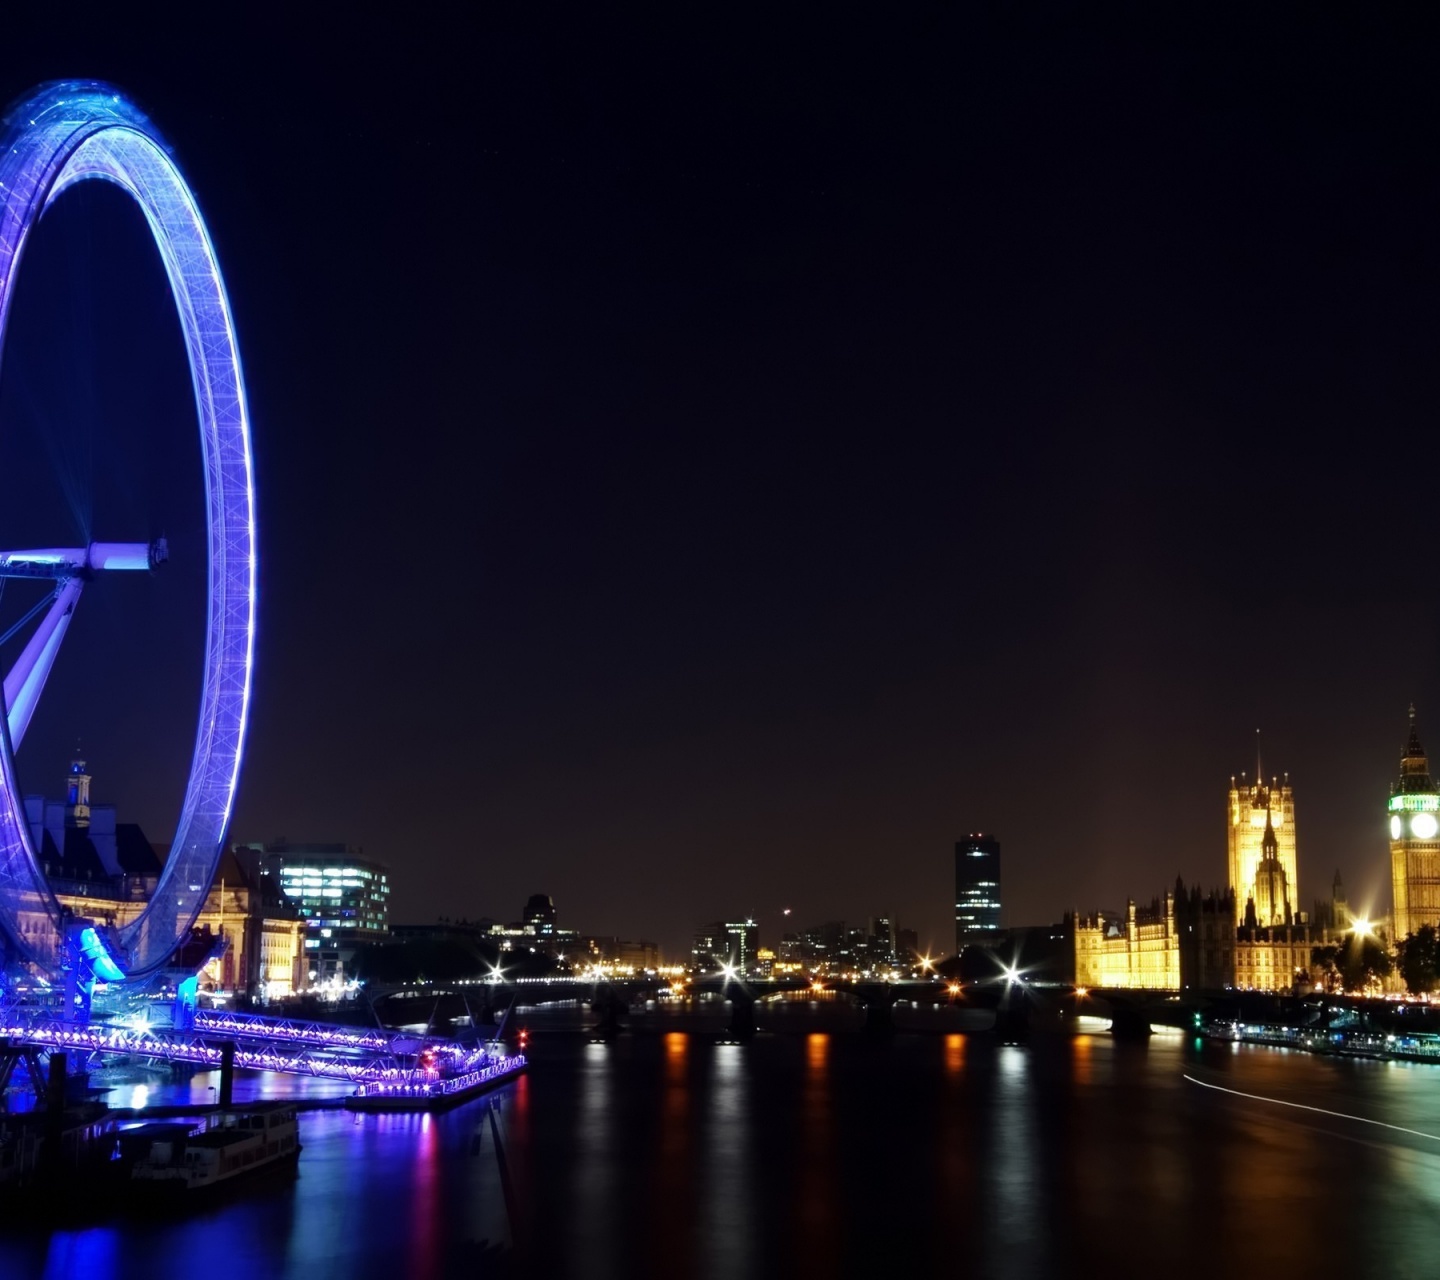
[795,1033,837,1273]
[806,1032,829,1073]
[945,1034,965,1077]
[665,1031,687,1078]
[648,1032,692,1274]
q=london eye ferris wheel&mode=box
[0,82,256,984]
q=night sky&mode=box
[1,11,1438,957]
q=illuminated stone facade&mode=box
[1233,927,1316,990]
[1073,893,1180,989]
[7,764,303,995]
[1389,710,1440,941]
[1085,755,1354,994]
[1229,772,1297,926]
[14,853,303,997]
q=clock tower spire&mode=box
[1390,705,1440,939]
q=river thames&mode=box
[4,1005,1440,1278]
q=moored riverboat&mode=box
[129,1103,300,1195]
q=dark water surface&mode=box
[5,1009,1440,1279]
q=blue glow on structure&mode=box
[77,926,127,983]
[173,975,198,1029]
[0,82,257,978]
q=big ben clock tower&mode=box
[1389,706,1440,941]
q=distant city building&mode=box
[799,921,847,970]
[693,923,724,971]
[895,927,919,967]
[238,841,390,984]
[868,916,897,967]
[765,917,920,977]
[524,893,558,936]
[955,834,1001,950]
[724,919,758,973]
[1390,707,1440,940]
[573,936,660,971]
[487,894,579,959]
[691,918,758,973]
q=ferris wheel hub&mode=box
[0,539,169,580]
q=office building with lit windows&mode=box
[238,841,390,984]
[955,834,1001,951]
[691,918,759,973]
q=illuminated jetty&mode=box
[0,1006,526,1108]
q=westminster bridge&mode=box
[368,974,1440,1048]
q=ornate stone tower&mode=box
[65,757,91,829]
[1251,808,1292,927]
[1389,706,1440,940]
[1228,756,1297,926]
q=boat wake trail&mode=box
[1182,1073,1440,1143]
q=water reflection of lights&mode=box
[798,1032,838,1271]
[944,1033,965,1077]
[410,1100,442,1280]
[806,1033,829,1071]
[989,1033,1040,1263]
[648,1029,693,1274]
[702,1040,753,1271]
[572,1033,617,1271]
[997,1044,1027,1075]
[664,1031,687,1084]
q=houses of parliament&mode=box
[1074,710,1440,992]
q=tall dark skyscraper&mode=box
[955,834,1001,952]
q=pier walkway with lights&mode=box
[0,1005,526,1109]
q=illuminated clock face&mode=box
[1392,815,1404,840]
[1413,813,1439,840]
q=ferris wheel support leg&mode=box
[3,578,83,751]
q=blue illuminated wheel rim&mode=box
[0,82,256,978]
